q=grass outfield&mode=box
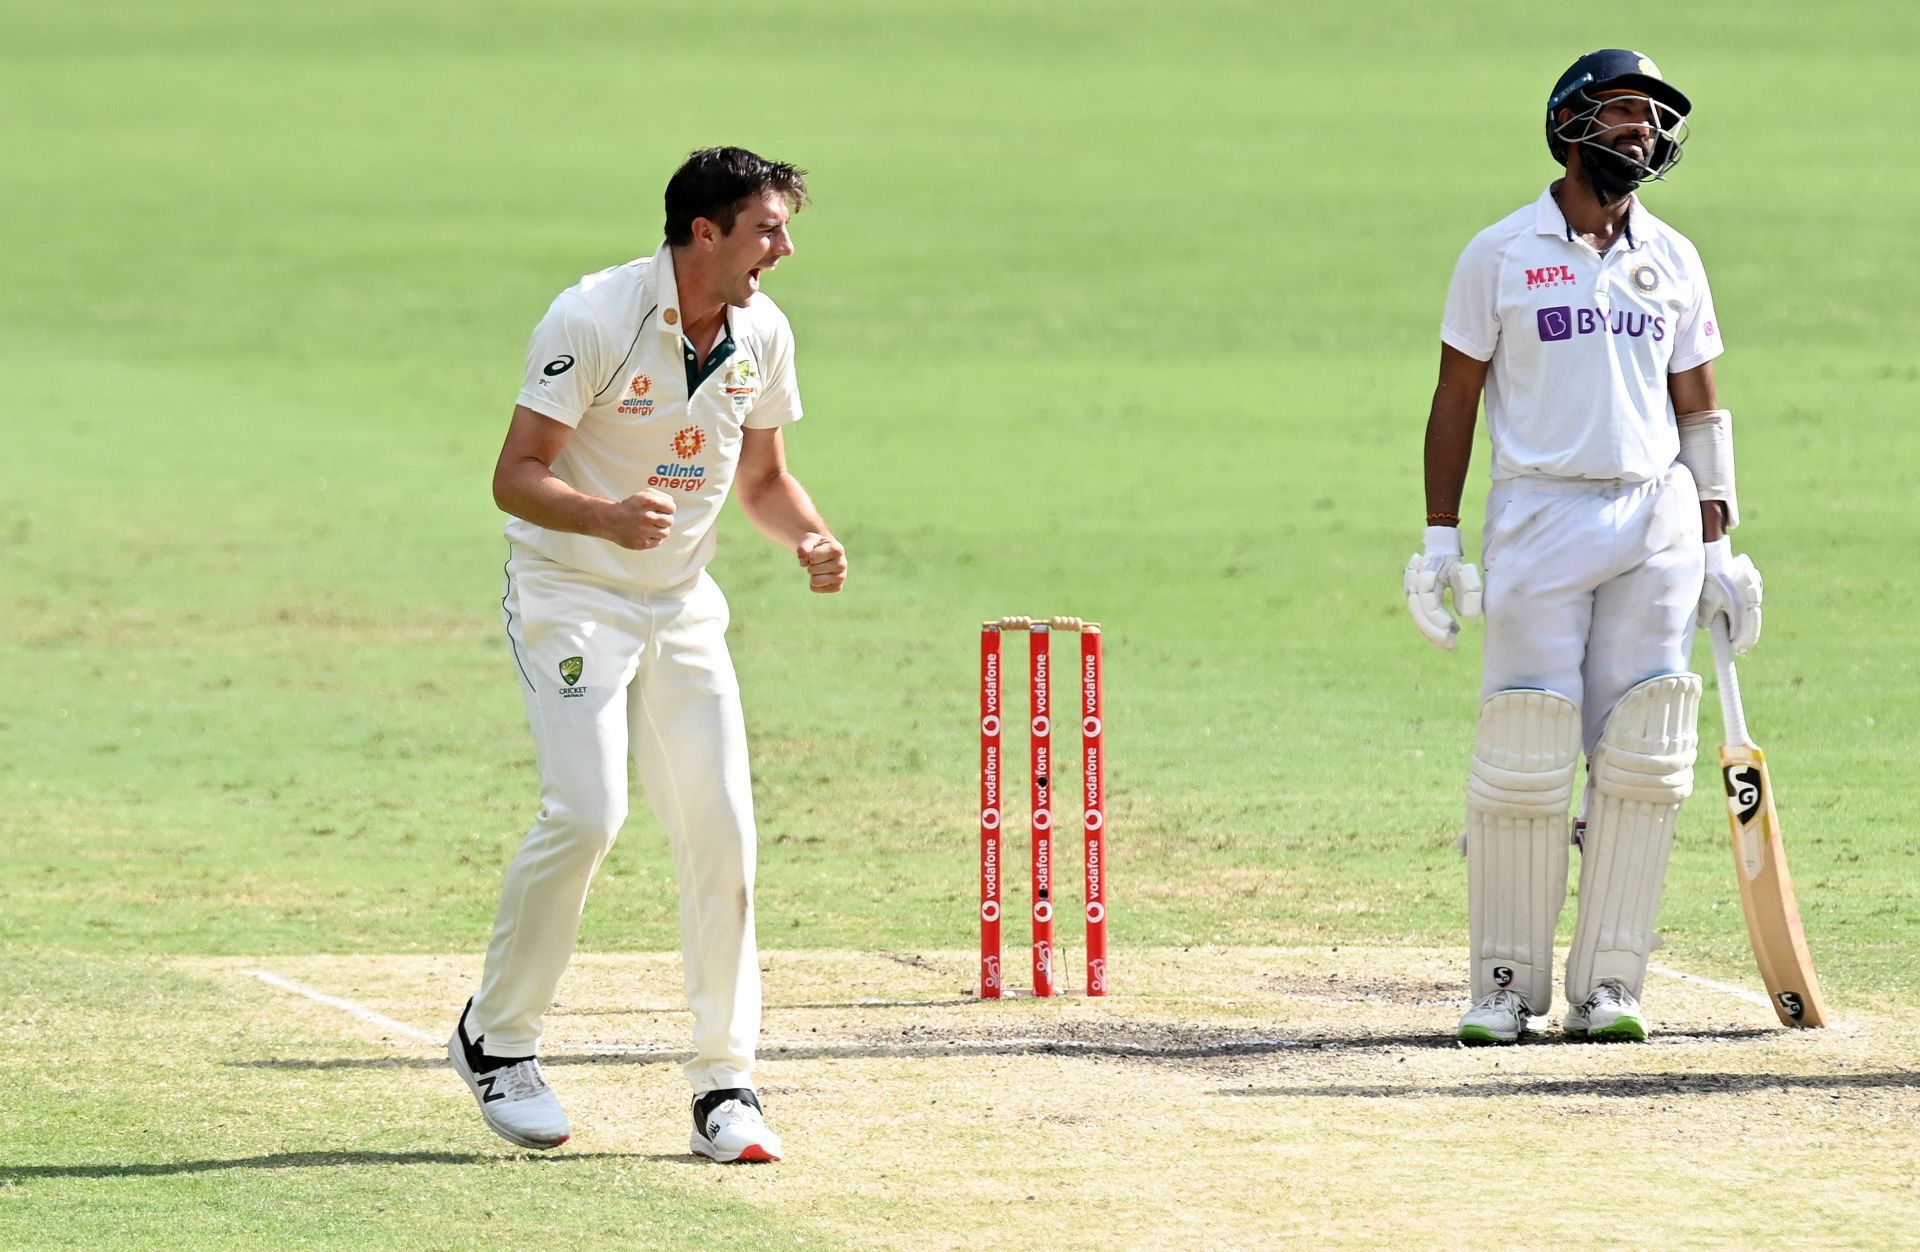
[2,0,1917,1245]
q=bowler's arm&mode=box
[736,426,846,592]
[1669,363,1725,542]
[493,405,675,550]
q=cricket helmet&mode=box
[1545,49,1692,183]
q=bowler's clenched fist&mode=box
[796,532,847,593]
[605,489,677,550]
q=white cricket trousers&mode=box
[1480,466,1704,751]
[473,550,761,1094]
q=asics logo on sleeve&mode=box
[543,355,575,377]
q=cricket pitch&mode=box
[198,946,1920,1250]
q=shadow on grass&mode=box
[1,1150,681,1181]
[1217,1069,1920,1100]
[229,1024,1783,1071]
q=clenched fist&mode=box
[796,532,847,593]
[604,489,676,551]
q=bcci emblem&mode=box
[558,657,584,686]
[1631,264,1660,294]
[672,426,705,459]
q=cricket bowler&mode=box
[449,147,847,1156]
[1406,51,1764,1043]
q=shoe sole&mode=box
[691,1135,781,1164]
[1566,1019,1648,1042]
[448,1032,570,1151]
[1455,1024,1522,1045]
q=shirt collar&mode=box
[651,240,683,339]
[1534,183,1643,251]
[651,240,735,343]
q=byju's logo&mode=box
[1537,305,1667,344]
[1537,307,1574,342]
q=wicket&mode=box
[979,616,1107,998]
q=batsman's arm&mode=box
[1669,362,1726,543]
[1423,344,1489,527]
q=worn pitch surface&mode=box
[200,947,1920,1249]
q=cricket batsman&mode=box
[1406,51,1764,1043]
[448,147,847,1156]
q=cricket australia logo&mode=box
[1723,764,1763,825]
[557,656,586,698]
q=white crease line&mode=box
[244,969,440,1045]
[1645,963,1774,1010]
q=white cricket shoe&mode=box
[691,1088,783,1163]
[448,999,571,1150]
[1456,989,1535,1045]
[1564,979,1649,1041]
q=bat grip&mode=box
[1709,615,1753,747]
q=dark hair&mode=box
[663,147,808,246]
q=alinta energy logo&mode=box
[650,426,708,493]
[618,373,655,416]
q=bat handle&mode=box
[1709,615,1753,748]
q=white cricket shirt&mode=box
[1440,185,1722,483]
[509,242,802,588]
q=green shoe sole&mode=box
[1456,1024,1520,1045]
[1589,1017,1648,1042]
[1565,1018,1648,1042]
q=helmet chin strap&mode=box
[1578,141,1647,207]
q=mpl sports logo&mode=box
[617,374,655,416]
[1537,306,1668,343]
[649,425,708,493]
[1525,265,1578,291]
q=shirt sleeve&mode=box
[1439,230,1502,362]
[1667,246,1725,374]
[516,295,607,427]
[743,304,803,430]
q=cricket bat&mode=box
[1708,616,1828,1028]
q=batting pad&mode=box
[1466,688,1582,1008]
[1566,672,1702,1002]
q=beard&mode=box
[1579,140,1651,207]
